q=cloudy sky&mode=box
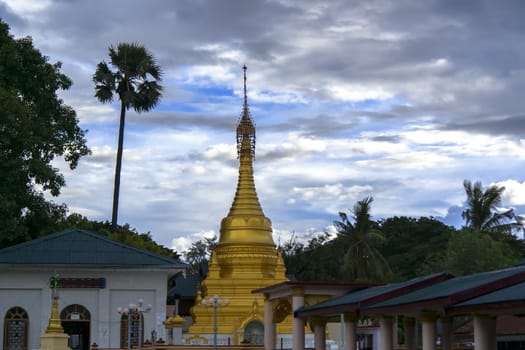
[2,0,525,252]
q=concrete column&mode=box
[403,317,416,350]
[292,288,305,350]
[172,327,183,345]
[378,315,393,350]
[441,316,453,350]
[264,295,276,350]
[473,314,496,350]
[420,312,438,350]
[392,316,398,349]
[310,317,327,350]
[343,313,358,350]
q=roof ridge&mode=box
[66,228,183,264]
[0,228,186,267]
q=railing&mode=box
[91,345,266,350]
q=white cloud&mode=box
[497,180,525,206]
[1,0,52,20]
[291,183,373,204]
[181,65,236,86]
[327,84,394,102]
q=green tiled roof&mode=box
[298,272,450,314]
[0,228,186,268]
[168,273,203,298]
[368,265,525,309]
[451,281,525,307]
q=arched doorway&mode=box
[3,306,28,350]
[60,304,90,350]
[243,320,264,345]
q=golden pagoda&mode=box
[185,66,292,345]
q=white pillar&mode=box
[392,316,398,349]
[172,327,183,345]
[311,317,327,350]
[378,315,393,350]
[264,295,276,350]
[343,313,357,350]
[473,314,496,350]
[441,316,453,350]
[292,288,305,350]
[420,312,437,350]
[403,317,416,350]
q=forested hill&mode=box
[282,215,525,283]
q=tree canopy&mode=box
[378,216,453,281]
[0,20,90,247]
[183,236,217,276]
[281,231,346,281]
[442,228,520,275]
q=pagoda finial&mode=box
[243,65,248,108]
[236,65,256,159]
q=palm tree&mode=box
[334,196,391,282]
[462,180,523,235]
[93,43,162,235]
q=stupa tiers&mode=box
[185,66,292,345]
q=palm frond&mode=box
[463,179,521,235]
[93,61,115,103]
[134,80,163,112]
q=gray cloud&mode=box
[442,114,525,137]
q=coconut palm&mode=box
[93,43,162,235]
[334,196,391,282]
[462,180,523,235]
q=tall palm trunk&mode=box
[94,43,163,238]
[111,102,126,238]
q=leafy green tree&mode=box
[0,20,90,248]
[462,180,523,235]
[93,43,163,235]
[379,216,454,280]
[281,232,346,281]
[442,228,520,275]
[183,236,217,276]
[334,197,392,282]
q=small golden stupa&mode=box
[185,66,292,345]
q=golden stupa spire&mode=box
[218,65,274,246]
[236,65,256,160]
[186,66,290,341]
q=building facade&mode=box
[0,229,185,350]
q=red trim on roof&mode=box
[447,301,525,316]
[296,272,454,318]
[252,280,378,294]
[363,297,450,315]
[450,270,525,304]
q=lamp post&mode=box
[118,299,152,350]
[129,299,152,350]
[202,295,229,350]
